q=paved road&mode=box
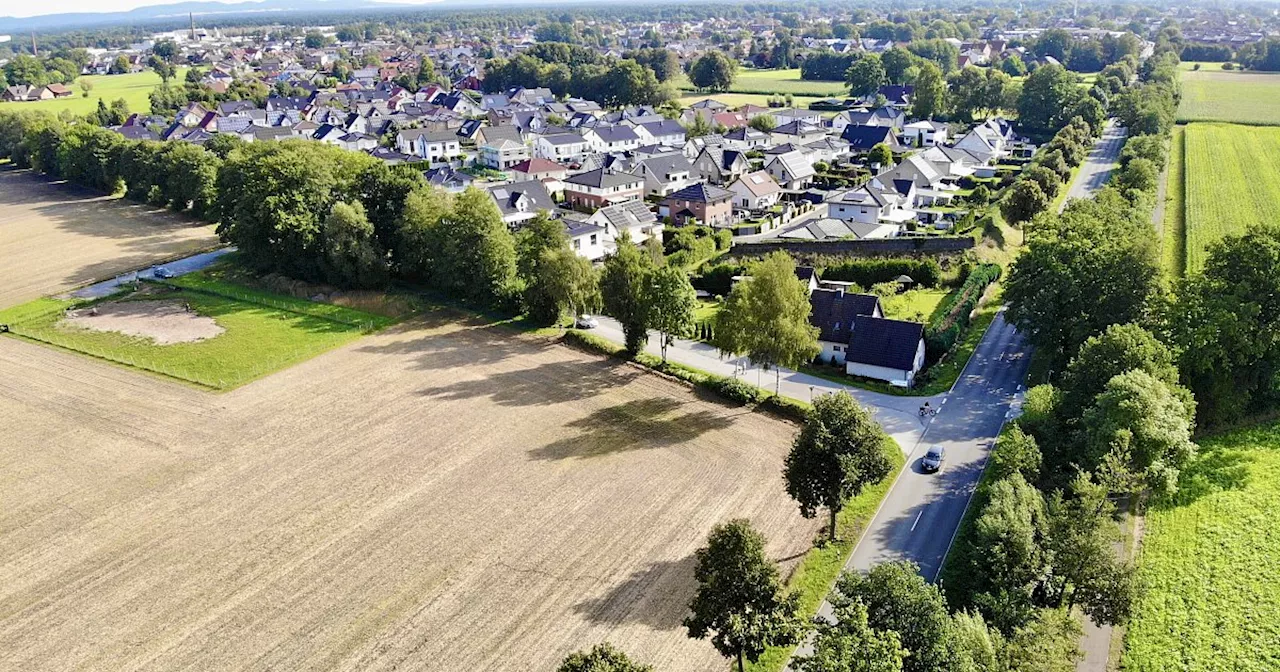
[70,247,234,299]
[1059,120,1127,213]
[591,316,940,454]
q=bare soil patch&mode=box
[0,315,818,671]
[0,169,218,310]
[62,300,224,345]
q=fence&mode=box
[156,280,383,332]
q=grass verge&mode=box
[0,275,394,390]
[1162,125,1186,278]
[1122,420,1280,671]
[747,440,907,672]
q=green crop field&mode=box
[1182,123,1280,273]
[1123,420,1280,671]
[0,273,392,390]
[0,69,185,117]
[1178,67,1280,126]
[676,68,847,97]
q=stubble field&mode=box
[0,314,820,671]
[0,168,218,310]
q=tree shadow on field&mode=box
[357,314,551,371]
[528,396,738,461]
[1153,446,1254,511]
[572,554,698,631]
[417,358,641,408]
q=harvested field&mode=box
[0,168,218,310]
[0,314,821,671]
[63,299,224,344]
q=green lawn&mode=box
[1178,67,1280,126]
[747,439,906,672]
[0,69,184,117]
[1182,123,1280,273]
[675,68,847,97]
[0,274,393,390]
[693,297,721,323]
[678,92,826,111]
[881,288,950,323]
[1123,420,1280,671]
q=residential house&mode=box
[487,180,557,227]
[765,151,815,190]
[560,215,611,261]
[535,133,591,163]
[693,147,750,186]
[588,200,663,245]
[632,154,695,197]
[901,120,949,148]
[728,171,783,210]
[562,168,644,209]
[841,124,899,154]
[953,117,1022,163]
[830,107,904,133]
[424,166,475,193]
[661,183,735,228]
[476,124,523,146]
[397,128,462,163]
[843,316,926,387]
[826,177,916,229]
[509,158,570,182]
[584,125,642,153]
[633,119,686,146]
[479,138,530,170]
[780,216,901,241]
[770,120,826,145]
[722,127,770,152]
[808,288,883,365]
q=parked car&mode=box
[152,266,175,279]
[921,445,945,472]
[575,315,599,329]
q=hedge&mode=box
[819,257,944,288]
[924,263,1001,363]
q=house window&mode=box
[833,345,843,352]
[573,239,581,250]
[590,234,598,245]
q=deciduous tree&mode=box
[644,265,696,363]
[714,252,819,393]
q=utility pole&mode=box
[31,32,37,56]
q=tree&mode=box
[1058,323,1183,426]
[1001,54,1027,77]
[152,39,179,62]
[1021,165,1061,200]
[539,246,599,330]
[4,54,47,87]
[998,608,1081,672]
[600,234,656,354]
[322,200,386,288]
[714,252,820,393]
[881,47,917,84]
[1004,192,1161,373]
[868,143,894,168]
[304,31,327,49]
[748,114,777,132]
[557,643,652,672]
[77,78,93,97]
[685,519,801,672]
[1084,370,1197,496]
[910,62,947,119]
[1162,224,1280,425]
[688,51,737,92]
[988,425,1042,483]
[1000,180,1049,226]
[644,265,696,363]
[946,66,988,121]
[1017,64,1083,131]
[684,113,713,138]
[784,391,893,542]
[516,212,571,324]
[1114,157,1157,194]
[110,55,132,75]
[834,562,955,672]
[797,598,908,672]
[972,473,1051,632]
[1046,474,1139,626]
[433,187,518,308]
[846,53,886,98]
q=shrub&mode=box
[924,263,1001,363]
[706,375,766,405]
[818,257,944,288]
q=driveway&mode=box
[70,247,234,299]
[591,316,941,455]
[1059,120,1127,213]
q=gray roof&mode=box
[809,289,882,343]
[488,180,556,217]
[664,183,733,204]
[846,316,924,371]
[564,168,642,189]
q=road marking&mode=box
[911,509,924,531]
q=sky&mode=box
[4,0,443,19]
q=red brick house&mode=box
[661,183,735,228]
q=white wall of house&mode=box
[845,340,925,387]
[570,229,609,261]
[829,202,882,224]
[818,340,848,366]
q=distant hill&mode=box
[0,0,389,33]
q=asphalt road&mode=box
[1060,120,1127,213]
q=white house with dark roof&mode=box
[487,180,557,227]
[584,125,642,153]
[588,200,664,245]
[535,133,591,163]
[808,288,884,365]
[843,316,926,386]
[396,128,462,163]
[633,119,686,146]
[632,154,695,196]
[479,138,530,170]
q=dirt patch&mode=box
[62,300,224,344]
